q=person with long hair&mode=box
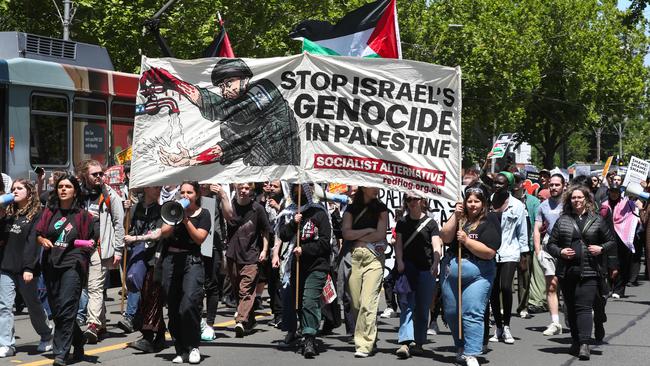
[36,174,97,366]
[547,185,615,360]
[439,184,502,366]
[342,186,388,358]
[0,179,52,358]
[160,181,210,364]
[393,193,442,359]
[124,186,166,353]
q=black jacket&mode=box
[547,212,615,278]
[279,206,331,274]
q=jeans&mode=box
[125,290,140,319]
[442,257,495,356]
[77,289,88,324]
[161,253,204,355]
[398,269,436,345]
[0,271,52,347]
[37,274,52,319]
[348,247,383,354]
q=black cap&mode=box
[211,59,253,85]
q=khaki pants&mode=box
[86,250,111,326]
[348,247,383,354]
[228,261,259,325]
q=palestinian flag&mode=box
[289,0,401,59]
[203,16,235,58]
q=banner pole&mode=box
[295,184,302,311]
[120,189,133,314]
[456,66,463,341]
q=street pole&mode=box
[63,0,71,40]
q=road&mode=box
[8,277,650,366]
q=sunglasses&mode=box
[405,197,422,202]
[90,171,104,178]
[465,187,485,196]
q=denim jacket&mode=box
[495,194,529,262]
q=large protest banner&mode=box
[131,53,461,200]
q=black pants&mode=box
[383,267,398,312]
[161,253,204,355]
[560,275,598,344]
[613,240,633,296]
[203,248,223,326]
[516,252,533,313]
[264,255,283,317]
[44,264,86,361]
[628,235,644,285]
[490,261,518,328]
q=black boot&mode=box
[303,335,317,359]
[578,344,590,360]
[594,322,605,343]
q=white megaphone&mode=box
[160,198,190,225]
[625,182,650,201]
[312,184,351,205]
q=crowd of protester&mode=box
[0,158,649,366]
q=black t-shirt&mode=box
[1,212,42,274]
[166,208,211,253]
[396,215,440,270]
[42,209,97,269]
[226,200,271,265]
[129,201,163,261]
[447,212,502,257]
[346,199,388,231]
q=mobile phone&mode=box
[34,166,45,175]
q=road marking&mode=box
[19,312,272,366]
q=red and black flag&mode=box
[203,13,235,58]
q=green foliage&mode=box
[0,0,647,168]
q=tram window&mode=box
[73,118,107,166]
[73,98,107,166]
[111,102,135,158]
[74,98,106,116]
[30,94,69,166]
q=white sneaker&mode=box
[234,322,245,338]
[0,346,16,358]
[201,325,215,341]
[465,355,480,366]
[37,339,52,352]
[172,354,185,364]
[188,348,201,364]
[519,310,529,318]
[611,293,620,299]
[354,351,369,358]
[542,322,562,336]
[489,327,503,342]
[502,326,515,344]
[379,308,396,319]
[427,321,440,335]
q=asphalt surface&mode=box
[7,274,650,366]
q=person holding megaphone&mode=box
[0,179,53,359]
[159,181,211,365]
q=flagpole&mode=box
[456,66,463,341]
[295,184,302,311]
[120,189,134,314]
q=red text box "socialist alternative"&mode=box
[313,154,446,186]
